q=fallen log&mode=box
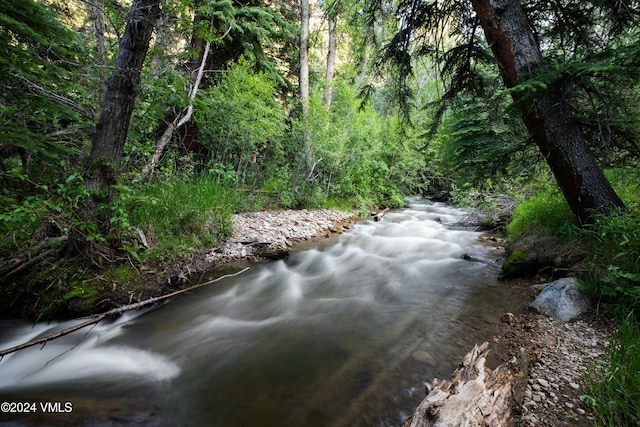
[403,342,525,427]
[0,236,68,281]
[0,267,250,358]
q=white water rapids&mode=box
[0,199,524,426]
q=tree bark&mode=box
[90,0,107,112]
[85,0,161,197]
[299,0,310,115]
[323,14,337,108]
[469,0,624,224]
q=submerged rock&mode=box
[528,277,591,322]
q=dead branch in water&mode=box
[373,208,390,221]
[0,267,250,358]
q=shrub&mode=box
[584,211,640,312]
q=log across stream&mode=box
[0,199,526,426]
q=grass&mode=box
[505,187,576,240]
[128,176,239,261]
[582,313,640,427]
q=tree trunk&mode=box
[323,14,337,108]
[90,0,107,113]
[470,0,624,224]
[299,0,310,115]
[85,0,161,198]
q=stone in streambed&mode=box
[412,350,436,366]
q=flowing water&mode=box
[0,199,524,427]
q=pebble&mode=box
[518,317,613,426]
[205,209,355,264]
[537,378,549,388]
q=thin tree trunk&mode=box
[91,0,107,112]
[294,0,313,194]
[470,0,624,224]
[141,40,211,178]
[148,12,174,80]
[85,0,161,197]
[300,0,310,115]
[323,14,337,108]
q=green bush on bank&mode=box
[583,313,640,427]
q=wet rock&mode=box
[529,277,591,322]
[501,312,518,324]
[412,350,436,366]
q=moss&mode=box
[501,249,537,278]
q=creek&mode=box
[0,198,524,427]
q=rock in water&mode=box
[529,277,591,322]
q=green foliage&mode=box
[195,58,287,188]
[439,98,535,187]
[285,83,421,210]
[583,211,640,312]
[0,0,93,177]
[582,313,640,427]
[577,170,640,310]
[128,175,239,260]
[0,171,95,251]
[506,185,576,240]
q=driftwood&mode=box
[373,208,390,222]
[0,267,250,358]
[403,342,524,427]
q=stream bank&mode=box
[2,203,615,426]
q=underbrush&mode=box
[128,176,239,261]
[582,313,640,427]
[503,171,640,427]
[505,186,578,241]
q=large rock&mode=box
[529,277,591,322]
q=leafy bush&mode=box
[284,83,421,211]
[583,211,640,312]
[195,58,287,189]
